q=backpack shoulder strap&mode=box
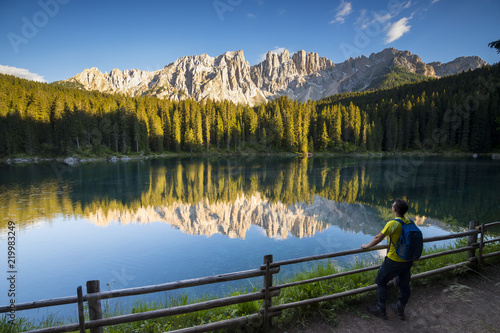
[395,217,416,225]
[388,219,402,249]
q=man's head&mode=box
[392,198,408,216]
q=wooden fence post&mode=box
[77,286,85,333]
[263,255,273,332]
[478,223,485,269]
[86,280,103,333]
[468,221,479,267]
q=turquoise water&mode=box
[1,156,499,320]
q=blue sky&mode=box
[1,0,499,83]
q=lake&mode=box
[1,155,499,320]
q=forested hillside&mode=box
[318,64,500,153]
[0,64,499,157]
[365,66,428,91]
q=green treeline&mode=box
[318,64,500,153]
[0,64,499,157]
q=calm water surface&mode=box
[1,156,499,319]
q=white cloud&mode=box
[431,0,440,4]
[247,13,257,19]
[257,46,287,63]
[356,9,369,28]
[385,17,411,43]
[356,9,391,29]
[356,0,413,30]
[330,0,353,24]
[0,64,46,82]
[374,12,392,24]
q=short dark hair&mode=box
[393,198,408,216]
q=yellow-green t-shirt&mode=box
[381,217,412,262]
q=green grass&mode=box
[2,239,499,332]
[0,315,35,332]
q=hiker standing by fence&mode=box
[361,198,423,320]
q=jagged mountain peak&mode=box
[58,48,486,106]
[222,49,245,58]
[87,67,102,73]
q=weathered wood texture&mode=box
[468,221,480,261]
[77,286,85,333]
[86,280,103,333]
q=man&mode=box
[361,198,414,320]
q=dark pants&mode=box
[375,257,413,309]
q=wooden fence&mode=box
[2,220,500,333]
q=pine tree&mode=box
[149,112,164,152]
[320,121,329,150]
[360,112,368,151]
[469,102,491,152]
[413,119,421,149]
[384,107,397,152]
[331,105,342,144]
[285,112,296,151]
[352,104,361,146]
[203,104,211,152]
[216,113,224,150]
[234,120,241,151]
[172,108,181,152]
[247,107,258,142]
[100,115,112,150]
[272,104,284,149]
[186,127,194,153]
[160,102,172,150]
[366,121,374,151]
[261,128,267,146]
[195,107,203,151]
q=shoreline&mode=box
[2,151,499,166]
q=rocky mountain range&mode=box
[57,48,486,106]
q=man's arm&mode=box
[361,233,385,249]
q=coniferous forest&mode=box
[0,64,499,158]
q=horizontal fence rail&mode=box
[2,221,499,333]
[0,267,279,313]
[262,245,388,269]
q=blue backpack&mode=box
[391,218,423,260]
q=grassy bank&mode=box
[2,239,500,332]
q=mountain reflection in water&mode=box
[87,193,383,238]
